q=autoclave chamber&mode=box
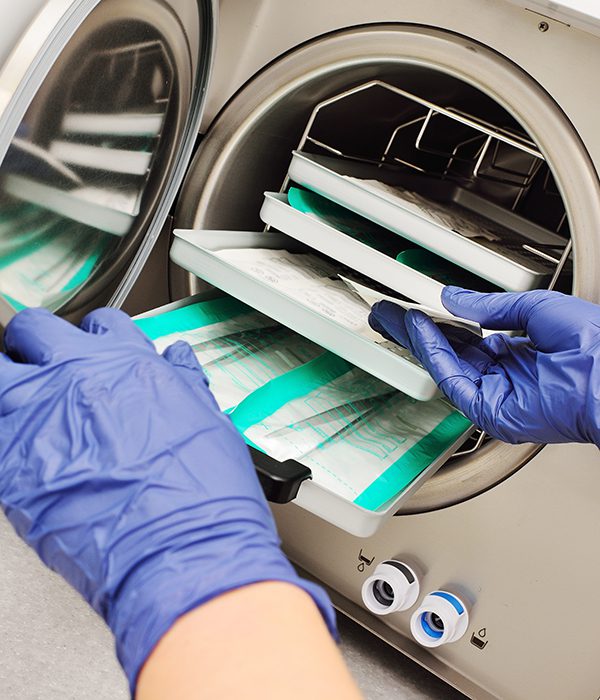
[163,22,600,698]
[169,24,600,514]
[0,12,596,517]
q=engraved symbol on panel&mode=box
[470,627,488,650]
[357,549,375,572]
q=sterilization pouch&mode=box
[136,296,323,410]
[340,276,482,336]
[227,349,470,511]
[287,185,403,258]
[300,392,470,511]
[137,294,271,350]
[214,246,424,363]
[230,352,396,461]
[198,325,323,411]
[137,296,472,521]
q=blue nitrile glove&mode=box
[0,307,336,692]
[368,287,600,446]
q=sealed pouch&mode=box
[228,347,471,512]
[229,352,396,461]
[136,296,324,410]
[136,294,473,535]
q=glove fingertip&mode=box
[370,301,384,315]
[162,341,200,369]
[442,285,464,296]
[5,307,52,343]
[370,303,411,350]
[371,299,407,319]
[163,342,210,389]
[441,285,473,312]
[367,314,400,345]
[367,310,385,333]
[81,308,155,350]
[5,308,79,365]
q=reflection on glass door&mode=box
[0,11,184,312]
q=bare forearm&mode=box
[136,582,363,700]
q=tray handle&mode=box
[251,448,312,504]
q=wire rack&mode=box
[283,80,574,460]
[292,80,569,236]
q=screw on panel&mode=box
[538,21,549,32]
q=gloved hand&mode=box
[0,308,336,691]
[369,287,600,446]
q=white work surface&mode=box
[0,514,465,699]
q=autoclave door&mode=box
[0,0,216,325]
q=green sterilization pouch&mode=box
[136,297,471,512]
[396,248,499,291]
[287,186,404,258]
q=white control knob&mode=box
[410,591,469,647]
[361,561,420,615]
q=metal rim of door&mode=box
[171,24,600,513]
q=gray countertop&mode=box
[0,515,465,699]
[338,615,467,700]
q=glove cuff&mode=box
[106,515,337,692]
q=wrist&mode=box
[136,582,352,700]
[104,498,337,690]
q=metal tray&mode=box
[170,228,439,401]
[288,151,559,292]
[137,291,473,537]
[260,191,448,311]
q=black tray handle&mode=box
[250,448,312,504]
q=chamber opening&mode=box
[277,76,571,467]
[297,74,569,242]
[173,26,594,511]
[0,0,203,317]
